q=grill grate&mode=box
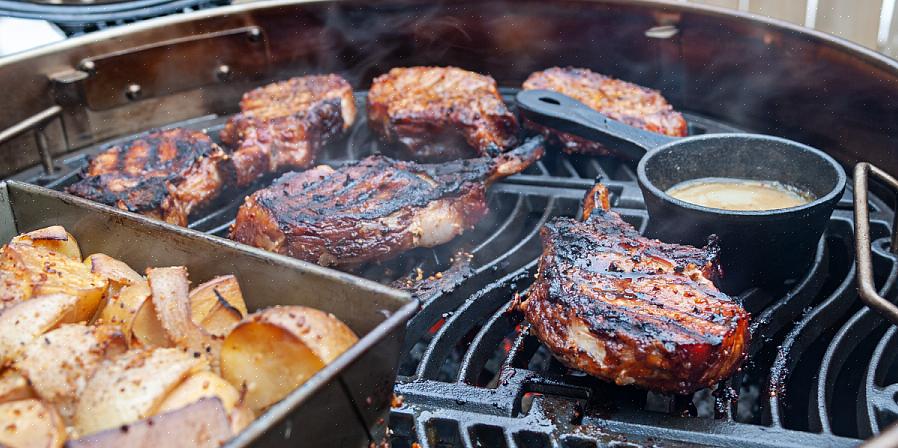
[9,90,898,447]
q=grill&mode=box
[7,88,898,447]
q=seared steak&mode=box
[67,128,233,226]
[230,138,543,267]
[367,66,520,162]
[522,67,687,156]
[221,74,355,186]
[518,183,749,393]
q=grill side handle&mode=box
[853,162,898,325]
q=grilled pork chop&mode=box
[220,74,356,186]
[67,128,233,226]
[230,138,544,267]
[522,67,687,157]
[518,183,749,394]
[367,66,520,162]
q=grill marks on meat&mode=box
[367,66,520,162]
[221,74,355,186]
[522,67,687,157]
[519,184,749,394]
[230,138,544,267]
[67,129,233,226]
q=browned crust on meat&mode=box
[67,128,233,226]
[520,184,749,393]
[221,75,355,186]
[230,139,543,267]
[367,66,520,162]
[522,67,687,156]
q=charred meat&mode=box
[367,66,520,162]
[230,138,543,267]
[522,67,687,156]
[518,183,749,394]
[67,128,233,226]
[221,74,356,186]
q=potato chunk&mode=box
[11,226,81,260]
[157,371,242,414]
[84,253,143,286]
[0,399,65,448]
[147,267,220,367]
[220,306,358,413]
[74,347,208,435]
[0,370,34,404]
[15,324,127,421]
[0,244,107,322]
[67,398,232,448]
[0,294,80,367]
[189,275,247,337]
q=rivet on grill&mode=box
[79,60,96,74]
[247,28,262,42]
[645,25,679,39]
[126,84,142,101]
[217,65,232,81]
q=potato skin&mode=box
[74,347,208,435]
[251,306,358,363]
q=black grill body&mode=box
[9,90,898,447]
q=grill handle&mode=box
[854,162,898,325]
[515,89,676,160]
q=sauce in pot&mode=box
[665,178,814,211]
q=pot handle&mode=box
[515,89,677,160]
[854,162,898,325]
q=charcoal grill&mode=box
[2,1,898,446]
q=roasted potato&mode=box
[220,306,358,413]
[0,294,80,367]
[147,267,221,366]
[15,324,127,421]
[10,226,81,261]
[74,347,209,435]
[0,243,107,322]
[157,371,242,415]
[189,275,247,336]
[0,399,65,448]
[67,398,232,448]
[96,279,170,348]
[0,370,34,404]
[84,253,143,287]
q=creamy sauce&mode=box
[665,178,814,211]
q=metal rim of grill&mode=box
[8,88,898,447]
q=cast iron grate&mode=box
[9,90,898,447]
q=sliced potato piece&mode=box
[220,306,358,413]
[0,399,65,448]
[96,279,170,348]
[1,244,107,322]
[132,297,173,349]
[10,226,81,260]
[67,398,232,448]
[147,267,221,367]
[0,370,34,404]
[85,253,143,286]
[74,347,208,435]
[15,324,126,421]
[229,404,255,435]
[157,371,241,414]
[0,294,80,367]
[189,275,247,336]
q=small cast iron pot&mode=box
[517,89,847,293]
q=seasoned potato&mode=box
[84,253,143,286]
[74,347,209,435]
[15,324,127,421]
[11,226,81,261]
[67,398,232,448]
[220,306,358,413]
[96,279,170,349]
[157,371,242,415]
[0,294,80,367]
[189,275,247,336]
[147,267,221,367]
[0,399,65,448]
[0,244,107,322]
[0,370,34,404]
